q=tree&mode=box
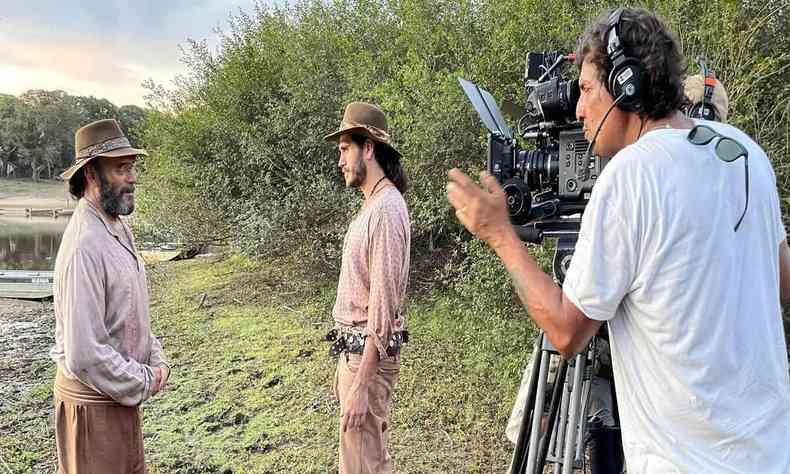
[0,91,149,179]
[135,0,789,303]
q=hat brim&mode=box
[60,147,147,180]
[323,127,401,159]
[323,126,369,143]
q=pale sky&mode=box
[0,0,263,107]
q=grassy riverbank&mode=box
[0,178,73,211]
[1,254,536,473]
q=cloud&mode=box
[0,0,259,106]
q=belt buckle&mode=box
[346,333,364,354]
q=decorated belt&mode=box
[325,326,408,357]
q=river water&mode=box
[0,217,69,271]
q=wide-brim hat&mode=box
[684,74,729,122]
[60,118,147,180]
[323,102,401,159]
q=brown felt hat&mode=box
[323,102,401,158]
[60,119,147,180]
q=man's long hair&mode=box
[68,162,96,199]
[350,134,408,194]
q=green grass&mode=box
[0,375,56,473]
[1,253,539,473]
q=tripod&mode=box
[509,238,623,474]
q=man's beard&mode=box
[346,158,367,188]
[97,171,135,217]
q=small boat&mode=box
[0,270,55,299]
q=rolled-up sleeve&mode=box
[365,210,407,359]
[61,249,156,406]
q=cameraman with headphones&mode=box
[447,7,790,472]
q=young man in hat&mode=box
[50,119,169,474]
[324,102,410,473]
[448,7,790,473]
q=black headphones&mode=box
[688,58,718,121]
[605,8,646,112]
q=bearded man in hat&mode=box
[324,102,411,473]
[50,119,169,474]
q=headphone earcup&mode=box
[607,57,644,113]
[688,103,717,121]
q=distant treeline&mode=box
[0,91,146,181]
[131,0,788,313]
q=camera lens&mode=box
[519,148,558,191]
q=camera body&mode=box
[461,52,609,245]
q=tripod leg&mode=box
[562,352,587,474]
[525,349,552,474]
[575,353,595,464]
[537,359,568,470]
[552,367,572,473]
[510,334,544,474]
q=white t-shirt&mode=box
[563,121,790,473]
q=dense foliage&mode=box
[137,0,790,314]
[0,91,145,180]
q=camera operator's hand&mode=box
[446,168,516,250]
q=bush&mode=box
[136,0,790,308]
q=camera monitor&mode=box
[458,78,512,140]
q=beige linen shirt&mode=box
[333,185,410,358]
[50,199,167,406]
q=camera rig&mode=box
[459,53,624,473]
[460,52,609,278]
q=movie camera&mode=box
[459,52,610,273]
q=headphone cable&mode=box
[579,93,625,181]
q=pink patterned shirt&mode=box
[333,185,411,358]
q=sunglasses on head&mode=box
[687,124,749,232]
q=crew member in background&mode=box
[684,62,729,122]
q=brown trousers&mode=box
[54,370,146,474]
[334,353,400,474]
